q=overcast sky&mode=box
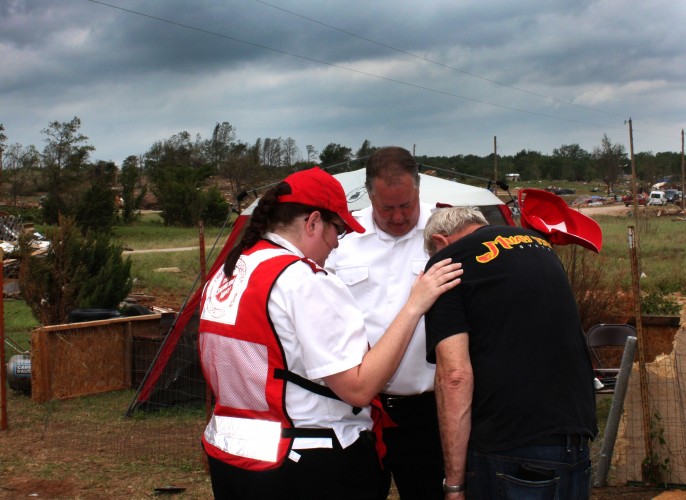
[2,0,685,166]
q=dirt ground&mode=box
[0,388,678,500]
[579,202,685,218]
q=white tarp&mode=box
[244,167,504,214]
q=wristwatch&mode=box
[442,479,466,494]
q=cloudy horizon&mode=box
[2,0,685,165]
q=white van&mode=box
[647,191,667,206]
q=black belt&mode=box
[379,391,434,408]
[529,434,589,447]
[281,428,375,450]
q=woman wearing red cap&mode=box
[198,167,462,500]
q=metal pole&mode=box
[1,248,6,431]
[594,336,637,486]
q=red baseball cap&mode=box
[518,189,602,253]
[278,167,365,234]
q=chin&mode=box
[386,225,411,236]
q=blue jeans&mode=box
[465,437,592,499]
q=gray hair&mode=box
[424,206,488,255]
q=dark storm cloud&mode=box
[1,0,684,163]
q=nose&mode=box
[391,208,405,222]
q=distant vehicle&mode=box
[664,189,681,204]
[622,193,647,206]
[647,191,667,206]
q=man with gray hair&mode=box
[423,204,598,499]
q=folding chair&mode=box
[586,323,637,392]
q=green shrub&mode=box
[642,290,680,316]
[75,183,117,234]
[201,185,230,226]
[18,216,132,325]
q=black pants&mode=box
[207,432,387,500]
[380,391,444,500]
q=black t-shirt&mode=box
[425,225,598,452]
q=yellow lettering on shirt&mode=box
[476,234,552,263]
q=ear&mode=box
[304,211,321,235]
[431,233,450,253]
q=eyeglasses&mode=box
[329,220,348,240]
[303,216,347,240]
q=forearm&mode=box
[435,336,473,496]
[325,303,422,406]
[436,369,471,490]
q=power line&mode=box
[86,0,676,142]
[251,0,680,139]
[251,1,617,118]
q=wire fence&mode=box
[605,327,686,486]
[3,306,685,496]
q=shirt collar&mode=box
[264,232,304,257]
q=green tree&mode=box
[19,217,132,325]
[552,144,592,181]
[75,160,119,234]
[593,134,627,194]
[75,183,116,234]
[512,150,544,180]
[201,185,230,226]
[319,143,352,169]
[145,131,213,226]
[355,139,376,161]
[41,117,95,224]
[145,131,206,177]
[151,164,211,226]
[120,155,146,223]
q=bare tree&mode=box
[4,143,39,206]
[306,144,317,163]
[207,121,237,173]
[282,137,299,168]
[261,137,283,167]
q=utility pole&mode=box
[493,136,498,196]
[628,119,640,235]
[681,129,684,210]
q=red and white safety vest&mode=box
[198,239,352,471]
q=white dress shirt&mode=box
[325,203,434,395]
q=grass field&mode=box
[1,204,683,499]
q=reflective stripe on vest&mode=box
[204,415,282,463]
